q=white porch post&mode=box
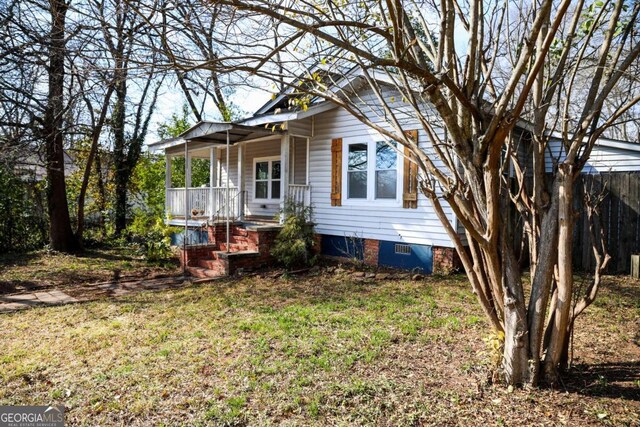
[165,153,172,219]
[237,142,244,220]
[305,137,310,185]
[306,137,311,206]
[209,146,216,220]
[280,134,291,221]
[185,150,192,217]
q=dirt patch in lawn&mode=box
[0,269,638,426]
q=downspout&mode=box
[226,130,230,253]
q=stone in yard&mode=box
[412,274,425,281]
[3,294,38,302]
[364,272,376,279]
[375,273,390,280]
[352,272,365,278]
[0,302,31,313]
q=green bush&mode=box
[271,201,316,269]
[0,163,47,252]
[126,213,177,263]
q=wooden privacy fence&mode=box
[572,172,640,273]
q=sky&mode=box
[149,81,272,146]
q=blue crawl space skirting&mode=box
[320,235,433,274]
[321,235,365,261]
[378,241,433,274]
[170,229,209,246]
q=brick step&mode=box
[230,235,253,244]
[232,227,249,237]
[217,242,252,252]
[186,266,224,279]
[198,258,227,271]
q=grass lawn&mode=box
[0,247,179,294]
[0,252,638,426]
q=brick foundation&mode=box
[312,234,323,255]
[363,239,380,266]
[432,246,462,274]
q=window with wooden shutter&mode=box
[403,130,419,209]
[331,138,342,206]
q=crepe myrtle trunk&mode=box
[44,0,78,252]
[447,162,579,385]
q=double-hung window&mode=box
[345,140,398,201]
[254,157,281,200]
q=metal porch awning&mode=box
[147,121,283,154]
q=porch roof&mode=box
[147,121,283,153]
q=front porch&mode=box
[155,122,311,225]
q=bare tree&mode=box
[0,0,80,251]
[156,1,239,121]
[196,0,640,385]
[92,0,162,236]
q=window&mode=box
[345,140,399,201]
[348,143,367,199]
[254,157,281,200]
[375,141,397,199]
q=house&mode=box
[148,74,640,277]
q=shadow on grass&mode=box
[605,279,640,302]
[563,361,640,401]
[0,251,42,269]
[0,280,49,294]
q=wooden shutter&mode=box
[403,130,419,209]
[330,138,342,206]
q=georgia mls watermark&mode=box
[0,406,64,427]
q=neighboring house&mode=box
[148,73,640,277]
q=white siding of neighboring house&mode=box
[546,138,640,173]
[303,98,457,248]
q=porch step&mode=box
[217,242,252,252]
[233,227,249,237]
[186,266,224,279]
[198,258,226,271]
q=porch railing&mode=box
[287,184,311,207]
[166,187,241,220]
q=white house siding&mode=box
[241,138,282,217]
[292,136,308,185]
[303,101,457,248]
[287,116,312,136]
[218,145,238,188]
[546,138,640,173]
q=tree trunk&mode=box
[500,238,530,385]
[114,171,129,235]
[76,84,115,244]
[94,150,108,238]
[526,179,560,384]
[44,0,77,252]
[112,76,128,236]
[543,164,575,383]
